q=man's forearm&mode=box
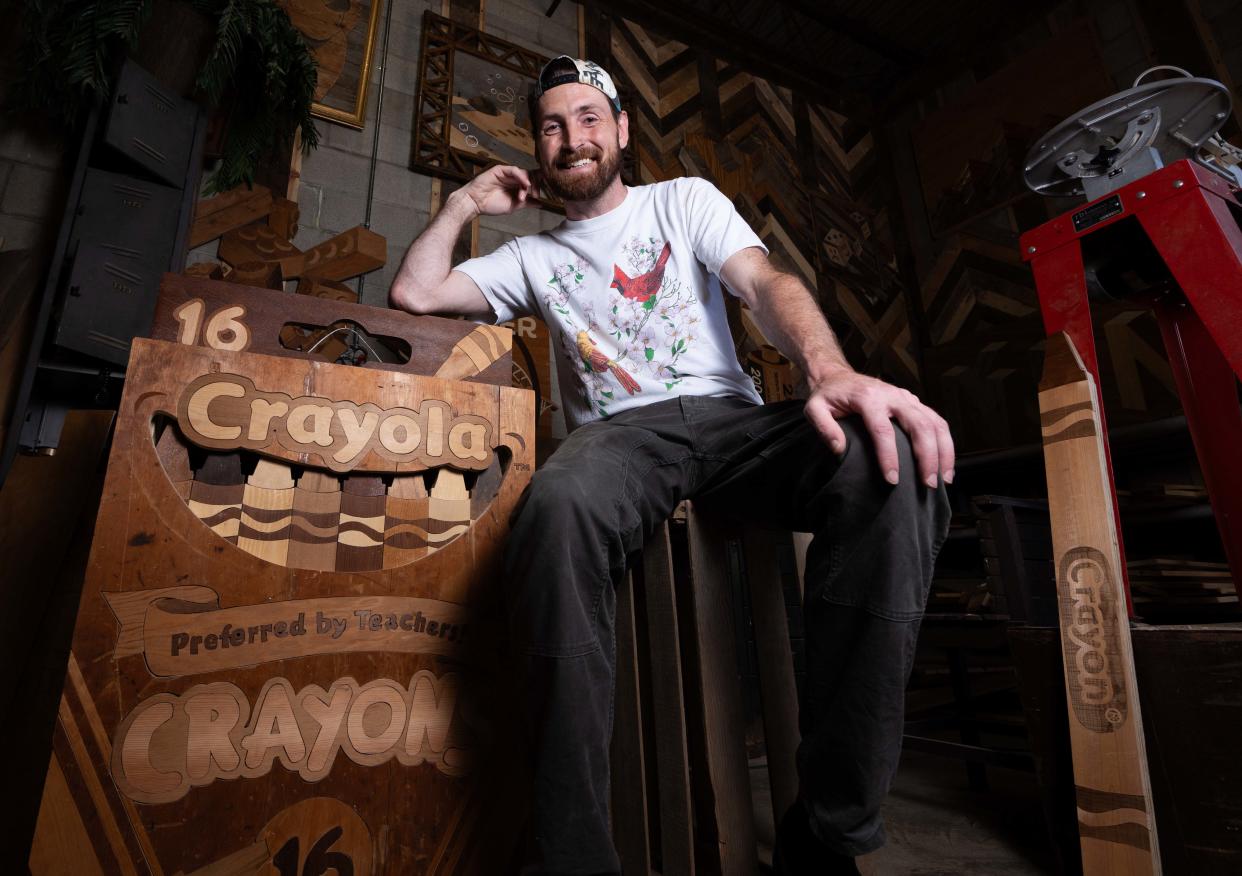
[389,190,478,312]
[750,272,853,385]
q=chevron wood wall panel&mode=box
[914,228,1182,452]
[604,15,919,385]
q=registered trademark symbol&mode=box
[1105,707,1123,725]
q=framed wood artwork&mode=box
[282,0,386,129]
[411,11,549,182]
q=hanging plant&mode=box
[11,0,319,192]
[189,0,320,191]
[12,0,152,122]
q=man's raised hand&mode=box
[462,165,541,217]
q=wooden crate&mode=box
[28,283,535,873]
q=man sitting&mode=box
[390,54,953,876]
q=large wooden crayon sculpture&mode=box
[30,275,535,875]
[1039,332,1161,875]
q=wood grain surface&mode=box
[1038,332,1161,875]
[641,522,694,875]
[299,226,386,282]
[30,337,535,875]
[151,273,513,387]
[189,184,273,249]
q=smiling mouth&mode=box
[559,157,596,170]
[152,416,511,572]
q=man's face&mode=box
[534,83,629,202]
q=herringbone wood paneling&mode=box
[606,16,918,384]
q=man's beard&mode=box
[540,142,622,203]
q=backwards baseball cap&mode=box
[534,56,622,112]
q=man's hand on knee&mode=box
[803,369,955,489]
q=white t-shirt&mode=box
[455,177,766,430]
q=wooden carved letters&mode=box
[178,373,495,472]
[112,671,469,804]
[1058,546,1128,731]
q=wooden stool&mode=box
[610,501,808,875]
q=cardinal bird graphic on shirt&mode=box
[611,241,672,302]
[576,331,641,395]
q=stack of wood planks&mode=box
[184,183,386,304]
[1129,557,1237,613]
[1126,483,1209,506]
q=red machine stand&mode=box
[1021,157,1242,610]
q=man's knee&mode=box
[835,418,947,515]
[803,418,950,614]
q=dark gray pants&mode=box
[505,395,952,875]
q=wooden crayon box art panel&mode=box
[29,321,536,873]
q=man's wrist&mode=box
[804,358,855,388]
[444,188,481,223]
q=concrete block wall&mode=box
[0,118,69,254]
[0,14,71,256]
[290,0,580,309]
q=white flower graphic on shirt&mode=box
[543,236,700,417]
[545,258,588,316]
[621,236,664,273]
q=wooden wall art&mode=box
[280,0,386,129]
[29,277,536,874]
[898,25,1186,454]
[411,12,554,184]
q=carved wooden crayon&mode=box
[385,472,432,567]
[286,469,341,571]
[296,276,359,303]
[218,224,304,276]
[1039,332,1161,875]
[435,324,512,381]
[337,474,387,571]
[182,260,226,280]
[470,455,504,520]
[236,458,296,565]
[298,226,386,282]
[267,196,300,240]
[428,470,471,555]
[187,452,245,542]
[228,259,283,290]
[189,184,273,248]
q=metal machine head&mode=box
[1023,66,1240,201]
